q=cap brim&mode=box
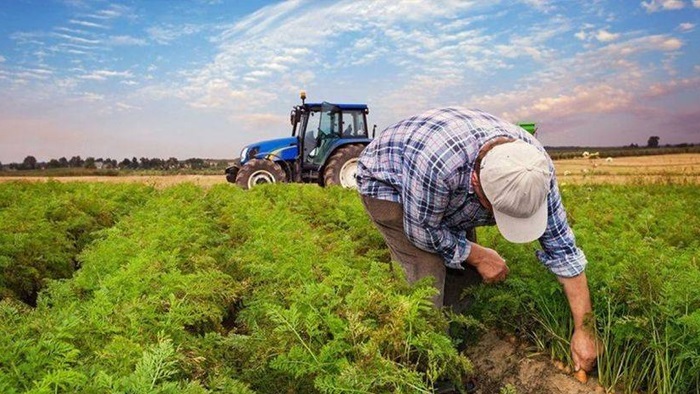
[492,200,548,243]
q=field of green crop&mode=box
[0,181,698,393]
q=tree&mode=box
[22,156,38,170]
[166,157,180,170]
[185,158,205,169]
[150,158,164,169]
[647,136,660,148]
[47,159,61,168]
[84,157,96,169]
[68,156,83,168]
[58,157,69,167]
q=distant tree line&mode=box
[545,141,699,160]
[0,155,229,171]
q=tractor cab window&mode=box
[318,106,340,139]
[303,111,317,160]
[305,103,341,165]
[341,110,367,138]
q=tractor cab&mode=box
[291,97,370,174]
[226,92,373,189]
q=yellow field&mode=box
[1,153,698,187]
[554,153,700,184]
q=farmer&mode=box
[356,107,597,373]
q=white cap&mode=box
[480,140,552,243]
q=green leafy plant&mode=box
[1,182,697,393]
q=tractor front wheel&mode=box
[323,144,365,188]
[224,158,241,184]
[235,159,287,190]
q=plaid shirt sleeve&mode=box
[536,173,588,277]
[400,127,472,269]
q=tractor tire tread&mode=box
[235,159,287,189]
[323,144,365,187]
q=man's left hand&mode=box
[571,328,597,372]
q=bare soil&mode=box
[466,332,602,394]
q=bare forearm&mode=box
[558,272,592,329]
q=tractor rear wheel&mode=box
[235,159,287,190]
[323,144,365,188]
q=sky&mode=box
[1,0,699,163]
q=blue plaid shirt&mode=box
[356,107,587,277]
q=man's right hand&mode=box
[466,243,509,284]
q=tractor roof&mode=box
[305,102,368,111]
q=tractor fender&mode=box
[318,139,370,164]
[318,139,370,173]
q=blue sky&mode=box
[1,0,699,162]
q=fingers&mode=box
[484,264,509,284]
[571,332,598,372]
[580,356,596,372]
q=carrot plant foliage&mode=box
[465,184,700,394]
[1,182,696,393]
[0,181,153,305]
[0,183,471,393]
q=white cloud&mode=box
[66,49,88,55]
[81,4,134,20]
[521,0,554,11]
[0,55,5,63]
[115,102,141,111]
[147,24,204,44]
[79,69,133,80]
[184,0,526,115]
[52,32,100,45]
[694,0,700,7]
[641,0,685,12]
[109,35,147,46]
[69,19,108,29]
[574,30,588,40]
[77,92,104,102]
[678,22,695,32]
[462,32,692,131]
[600,35,682,55]
[14,67,54,81]
[54,26,92,36]
[596,29,620,42]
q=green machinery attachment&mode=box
[517,122,538,136]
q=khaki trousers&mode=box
[361,195,481,309]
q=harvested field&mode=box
[554,153,700,184]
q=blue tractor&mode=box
[225,92,374,189]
